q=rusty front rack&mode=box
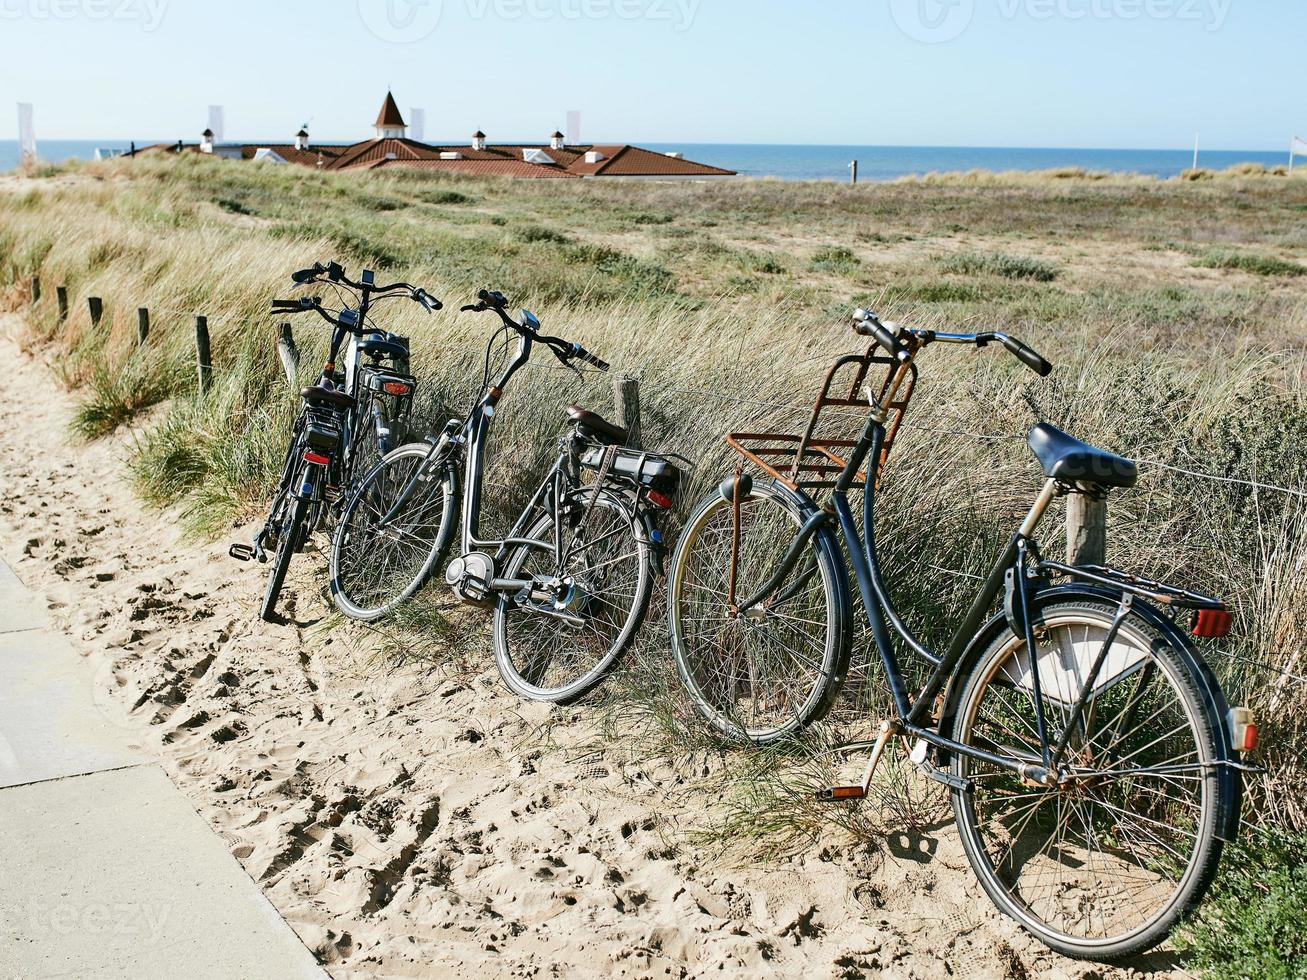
[727,342,918,492]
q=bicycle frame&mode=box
[727,345,1233,791]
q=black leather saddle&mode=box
[360,332,409,361]
[301,385,355,409]
[568,405,628,446]
[1027,422,1137,489]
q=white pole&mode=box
[1292,137,1297,176]
[1192,131,1199,171]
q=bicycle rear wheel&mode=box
[667,479,851,744]
[493,490,652,703]
[949,598,1226,960]
[330,443,457,621]
[260,489,311,623]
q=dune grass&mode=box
[3,155,1307,869]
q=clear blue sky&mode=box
[1,0,1301,149]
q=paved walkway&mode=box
[0,555,324,980]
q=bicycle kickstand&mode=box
[816,718,900,801]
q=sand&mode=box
[0,318,1176,978]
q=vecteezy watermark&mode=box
[356,0,444,43]
[0,0,168,31]
[0,902,171,942]
[358,0,701,41]
[891,0,1232,44]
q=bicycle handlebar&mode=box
[852,310,1053,377]
[286,260,442,313]
[462,288,609,371]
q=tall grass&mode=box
[3,155,1307,850]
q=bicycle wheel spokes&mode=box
[671,486,842,741]
[495,495,650,701]
[957,606,1212,949]
[332,446,453,618]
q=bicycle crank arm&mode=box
[817,718,899,801]
[510,600,585,628]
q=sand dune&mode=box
[0,320,1172,978]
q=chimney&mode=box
[550,130,565,150]
[471,130,487,151]
[200,128,214,153]
[295,127,309,151]
[584,150,605,164]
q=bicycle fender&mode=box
[637,509,666,576]
[935,583,1241,841]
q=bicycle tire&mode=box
[949,598,1226,960]
[260,491,311,622]
[667,479,852,744]
[330,442,458,621]
[492,490,653,704]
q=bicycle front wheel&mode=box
[493,490,652,703]
[330,442,457,621]
[667,479,850,744]
[950,598,1226,960]
[260,490,311,623]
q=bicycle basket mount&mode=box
[727,343,917,492]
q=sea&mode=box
[0,139,1292,182]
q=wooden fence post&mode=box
[277,322,300,387]
[56,286,68,322]
[613,374,641,449]
[136,308,149,346]
[29,276,40,304]
[87,296,103,329]
[194,316,212,395]
[1066,493,1107,566]
[850,159,858,185]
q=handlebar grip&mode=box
[477,289,508,308]
[414,288,443,312]
[579,347,610,372]
[460,304,480,312]
[852,310,910,364]
[999,335,1053,376]
[271,299,301,311]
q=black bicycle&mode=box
[330,289,682,703]
[667,309,1258,959]
[230,260,441,622]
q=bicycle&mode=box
[229,260,442,622]
[330,289,683,704]
[666,309,1259,959]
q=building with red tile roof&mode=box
[139,93,734,180]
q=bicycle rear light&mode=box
[382,381,412,396]
[647,491,674,510]
[1230,707,1259,753]
[1191,607,1232,638]
[303,450,330,466]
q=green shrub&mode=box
[1192,249,1305,278]
[1174,828,1307,979]
[809,246,861,274]
[940,252,1059,281]
[518,225,572,245]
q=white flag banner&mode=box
[409,107,425,143]
[17,102,36,165]
[566,110,581,146]
[207,105,225,142]
[1293,136,1307,156]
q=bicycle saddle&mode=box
[359,333,408,361]
[301,385,355,409]
[567,405,628,446]
[1027,422,1137,489]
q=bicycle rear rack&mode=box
[727,344,918,491]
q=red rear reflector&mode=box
[828,786,865,799]
[303,451,330,465]
[647,491,674,510]
[1192,607,1232,638]
[382,381,411,396]
[1231,707,1258,753]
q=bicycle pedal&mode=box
[816,786,865,801]
[228,543,255,562]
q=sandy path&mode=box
[0,317,1172,979]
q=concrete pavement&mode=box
[0,554,325,980]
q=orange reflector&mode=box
[1192,607,1232,638]
[647,491,674,510]
[382,381,411,396]
[1231,707,1259,753]
[303,451,330,465]
[827,786,865,799]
